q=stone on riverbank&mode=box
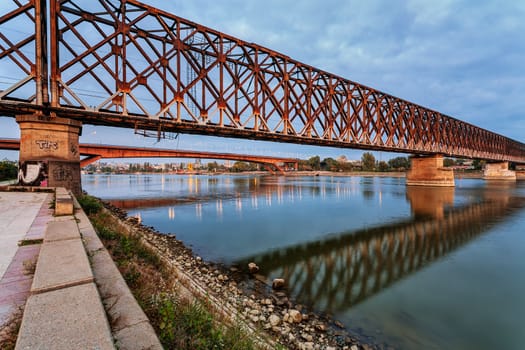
[289,309,302,323]
[269,314,281,327]
[272,278,285,289]
[248,262,259,274]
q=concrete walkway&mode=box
[0,192,48,279]
[0,191,53,329]
[0,187,162,349]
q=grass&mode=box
[78,195,262,350]
[22,258,37,275]
[18,239,43,246]
[152,293,257,350]
[77,195,103,215]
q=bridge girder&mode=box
[0,139,298,172]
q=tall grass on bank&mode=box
[78,195,259,350]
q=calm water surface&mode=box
[83,174,525,349]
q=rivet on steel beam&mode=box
[111,45,122,56]
[81,12,94,21]
[117,81,131,93]
[137,76,147,85]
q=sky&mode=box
[1,0,524,163]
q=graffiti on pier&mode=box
[35,140,59,151]
[70,143,78,156]
[52,164,73,182]
[18,161,48,186]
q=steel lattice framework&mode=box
[1,0,525,162]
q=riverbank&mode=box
[84,194,375,350]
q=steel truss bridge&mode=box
[237,191,525,312]
[1,0,525,162]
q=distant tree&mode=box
[339,162,355,172]
[84,164,97,173]
[443,158,456,167]
[472,159,484,170]
[0,160,17,181]
[377,160,389,172]
[308,156,321,171]
[321,157,338,171]
[231,161,257,172]
[388,156,410,171]
[207,161,219,172]
[231,161,247,172]
[361,152,376,171]
[297,159,308,171]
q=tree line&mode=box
[299,153,411,172]
[0,159,17,181]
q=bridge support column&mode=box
[482,162,516,181]
[16,115,82,196]
[406,155,455,187]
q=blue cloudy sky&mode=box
[1,0,524,162]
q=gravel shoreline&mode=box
[101,200,382,350]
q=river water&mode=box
[83,173,525,349]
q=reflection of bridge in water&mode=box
[236,189,525,313]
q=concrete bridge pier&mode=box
[16,115,82,196]
[406,155,455,187]
[482,162,516,181]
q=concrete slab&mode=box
[114,321,163,350]
[24,194,54,241]
[0,278,32,305]
[44,217,81,242]
[31,239,93,294]
[52,214,76,222]
[55,197,74,216]
[0,244,39,327]
[0,245,39,284]
[88,247,124,286]
[90,250,149,331]
[77,204,163,348]
[15,283,115,350]
[55,188,69,196]
[0,192,47,328]
[0,192,47,279]
[55,188,74,216]
[76,210,106,252]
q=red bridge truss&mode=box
[0,138,298,172]
[1,0,525,162]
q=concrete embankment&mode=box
[0,186,161,349]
